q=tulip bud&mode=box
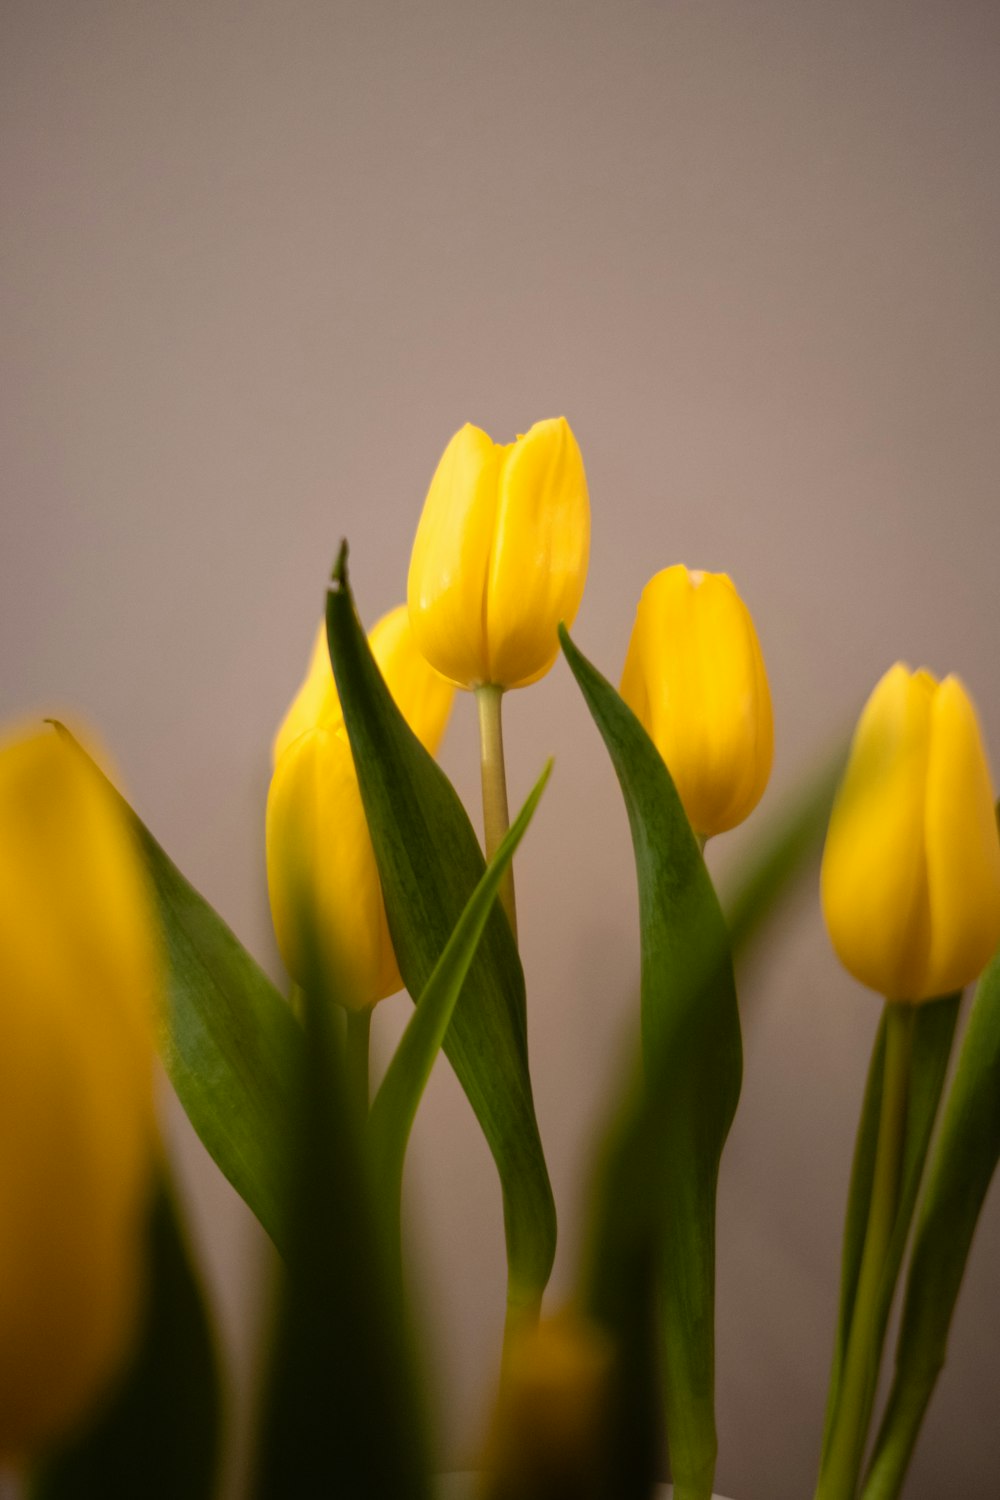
[266,723,401,1008]
[407,418,591,690]
[273,604,454,765]
[481,1311,614,1500]
[821,665,1000,1002]
[0,727,158,1459]
[267,605,454,1007]
[620,564,773,838]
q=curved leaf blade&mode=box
[60,728,303,1254]
[560,626,741,1500]
[369,761,552,1228]
[819,994,960,1477]
[325,550,556,1309]
[862,949,1000,1500]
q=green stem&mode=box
[816,1002,916,1500]
[475,683,518,943]
[345,1006,372,1121]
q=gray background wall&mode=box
[3,4,999,1497]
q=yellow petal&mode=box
[921,675,1000,997]
[486,418,591,690]
[620,565,772,837]
[0,728,158,1457]
[266,725,401,1009]
[367,604,455,756]
[821,665,935,999]
[407,423,502,689]
[272,620,341,765]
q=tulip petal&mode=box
[621,566,772,838]
[922,677,1000,997]
[822,666,935,999]
[407,423,501,688]
[266,725,401,1009]
[272,621,341,766]
[0,730,157,1457]
[487,418,590,690]
[367,604,455,756]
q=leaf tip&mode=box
[329,540,350,593]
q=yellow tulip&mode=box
[821,664,1000,1001]
[407,418,591,690]
[272,604,454,764]
[268,605,452,1008]
[482,1310,613,1500]
[266,723,401,1008]
[620,564,773,838]
[0,727,158,1459]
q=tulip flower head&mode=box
[267,606,454,1009]
[407,418,591,690]
[620,564,773,839]
[0,727,159,1459]
[272,604,454,764]
[822,664,1000,1002]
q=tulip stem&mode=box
[345,1006,372,1119]
[816,1001,916,1500]
[476,683,518,944]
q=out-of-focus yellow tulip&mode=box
[482,1310,613,1500]
[268,605,452,1008]
[620,564,773,838]
[266,723,401,1008]
[821,665,1000,1002]
[0,727,158,1460]
[272,604,454,764]
[407,418,590,690]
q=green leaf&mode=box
[31,1176,221,1500]
[560,626,741,1500]
[325,548,556,1312]
[368,760,552,1252]
[819,994,960,1479]
[253,934,430,1500]
[58,728,304,1255]
[861,951,1000,1500]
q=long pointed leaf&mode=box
[253,936,430,1500]
[818,994,959,1496]
[369,761,552,1234]
[59,728,303,1254]
[819,994,959,1474]
[862,947,1000,1500]
[560,626,741,1500]
[325,548,556,1312]
[31,1176,221,1500]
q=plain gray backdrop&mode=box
[3,3,999,1497]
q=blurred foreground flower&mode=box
[620,564,773,839]
[267,606,453,1007]
[480,1311,613,1500]
[821,664,1000,1001]
[407,418,590,691]
[0,727,159,1459]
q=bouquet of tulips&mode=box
[2,417,999,1500]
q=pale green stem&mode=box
[345,1005,372,1121]
[816,1002,916,1500]
[475,683,518,943]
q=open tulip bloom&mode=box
[2,421,1000,1500]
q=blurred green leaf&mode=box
[325,547,556,1313]
[819,994,959,1480]
[253,933,430,1500]
[31,1176,220,1500]
[59,727,303,1255]
[862,949,1000,1500]
[722,745,846,959]
[369,760,552,1257]
[560,626,741,1500]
